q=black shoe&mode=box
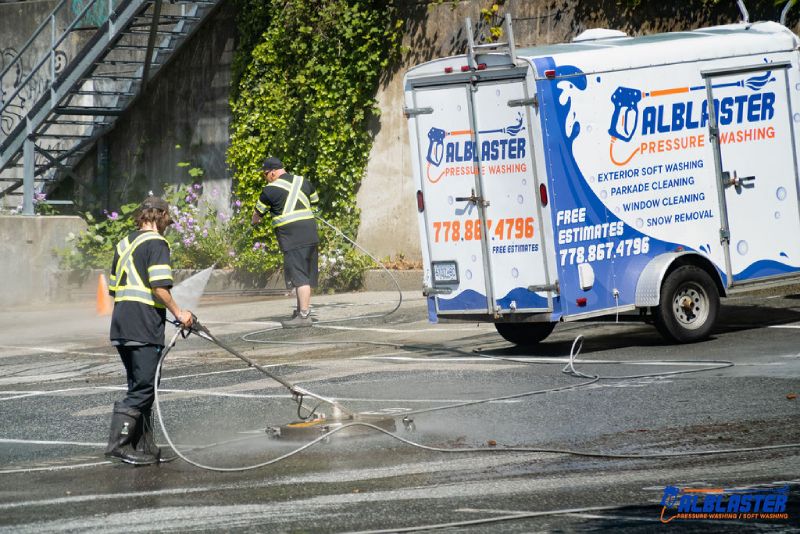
[105,446,159,465]
[104,403,158,466]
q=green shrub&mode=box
[227,0,403,290]
[58,181,242,271]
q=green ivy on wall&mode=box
[227,0,403,283]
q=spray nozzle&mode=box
[608,87,642,142]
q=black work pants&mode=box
[116,344,162,412]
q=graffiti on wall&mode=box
[1,47,68,136]
[71,0,111,29]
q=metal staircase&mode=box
[0,0,224,213]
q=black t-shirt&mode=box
[256,173,319,252]
[109,230,173,346]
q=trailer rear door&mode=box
[411,84,492,313]
[704,61,800,285]
[409,73,552,315]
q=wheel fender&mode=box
[634,252,694,307]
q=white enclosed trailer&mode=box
[403,16,800,344]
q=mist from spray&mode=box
[169,266,213,320]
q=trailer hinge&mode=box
[508,96,538,109]
[404,106,433,118]
[719,228,730,244]
[423,286,453,296]
[528,281,559,294]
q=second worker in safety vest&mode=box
[252,156,320,328]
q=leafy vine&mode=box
[227,0,404,289]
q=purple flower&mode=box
[234,200,242,208]
[35,193,46,202]
[193,183,202,190]
[228,251,235,257]
[202,229,208,237]
[108,211,119,221]
[252,242,263,251]
[185,195,192,203]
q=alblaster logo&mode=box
[659,485,790,523]
[608,69,777,166]
[424,113,527,184]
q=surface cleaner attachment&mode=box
[267,412,399,440]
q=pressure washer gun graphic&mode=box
[608,86,642,142]
[426,127,446,166]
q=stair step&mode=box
[54,107,124,116]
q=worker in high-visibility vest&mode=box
[105,196,193,465]
[252,157,320,328]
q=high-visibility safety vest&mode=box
[109,232,172,308]
[257,175,318,228]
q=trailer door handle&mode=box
[723,170,756,189]
[455,189,490,207]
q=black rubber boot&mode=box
[104,402,158,466]
[134,409,162,463]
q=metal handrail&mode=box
[0,0,111,122]
[0,0,66,84]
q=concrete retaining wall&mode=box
[0,215,86,306]
[71,0,238,215]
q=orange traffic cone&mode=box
[96,273,113,316]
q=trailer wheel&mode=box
[494,322,555,346]
[653,265,719,343]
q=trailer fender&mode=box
[635,252,700,307]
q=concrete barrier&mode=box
[0,215,87,306]
[0,212,423,308]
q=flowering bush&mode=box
[58,180,242,271]
[164,183,242,269]
[316,223,373,292]
[58,203,138,270]
[58,165,375,292]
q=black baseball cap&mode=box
[138,195,173,222]
[262,156,284,171]
[140,195,169,212]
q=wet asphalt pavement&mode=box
[0,290,798,532]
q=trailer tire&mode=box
[653,265,719,343]
[494,322,555,346]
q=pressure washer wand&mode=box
[177,317,352,417]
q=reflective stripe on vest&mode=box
[267,175,314,228]
[110,232,168,308]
